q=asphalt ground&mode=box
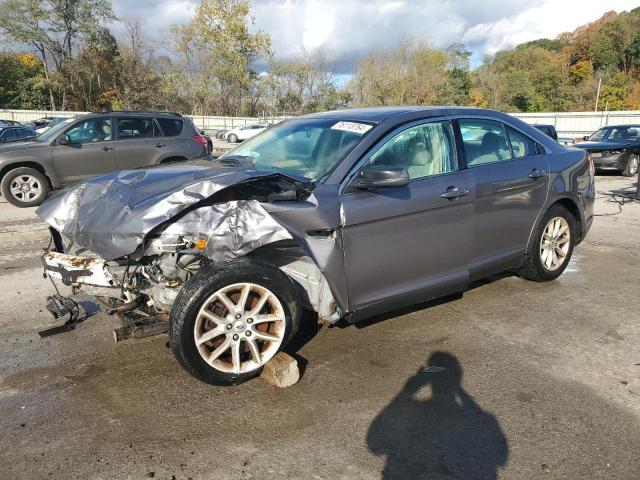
[0,174,638,479]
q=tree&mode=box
[171,0,270,115]
[0,51,48,108]
[0,0,115,109]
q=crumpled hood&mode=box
[36,164,279,259]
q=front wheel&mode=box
[227,134,238,143]
[1,167,49,207]
[169,259,301,386]
[622,154,639,177]
[519,204,576,282]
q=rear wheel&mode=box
[622,154,639,177]
[1,167,49,207]
[519,204,575,282]
[169,259,300,386]
[228,134,238,143]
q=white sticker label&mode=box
[331,121,373,135]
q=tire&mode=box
[228,134,238,143]
[169,258,301,386]
[622,154,639,177]
[1,167,49,207]
[519,204,576,282]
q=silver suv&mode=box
[0,111,209,207]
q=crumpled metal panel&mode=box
[161,200,292,262]
[36,165,275,259]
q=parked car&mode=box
[37,107,594,386]
[0,125,37,144]
[0,111,209,207]
[0,119,22,127]
[36,116,72,134]
[574,124,640,176]
[531,124,558,142]
[32,117,55,130]
[224,124,269,143]
[215,129,227,140]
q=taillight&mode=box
[587,152,595,177]
[192,134,207,147]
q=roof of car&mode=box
[301,106,499,123]
[599,124,640,128]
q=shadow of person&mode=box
[367,352,508,480]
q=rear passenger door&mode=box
[457,118,550,279]
[157,117,196,159]
[114,117,164,170]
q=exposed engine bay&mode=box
[39,169,342,341]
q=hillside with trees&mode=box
[1,1,640,115]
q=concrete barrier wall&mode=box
[4,108,640,138]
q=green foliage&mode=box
[0,51,47,108]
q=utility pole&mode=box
[594,76,602,112]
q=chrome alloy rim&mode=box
[10,175,41,202]
[540,216,570,271]
[194,283,286,374]
[629,156,639,175]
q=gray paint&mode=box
[37,107,595,319]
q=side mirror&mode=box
[58,134,70,145]
[582,135,589,141]
[352,165,410,190]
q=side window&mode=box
[367,121,457,180]
[117,118,156,139]
[506,126,540,158]
[157,118,183,136]
[65,119,112,144]
[16,128,31,138]
[459,119,511,166]
[3,129,17,141]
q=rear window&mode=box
[157,118,183,136]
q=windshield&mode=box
[588,126,640,142]
[224,118,373,182]
[33,117,75,143]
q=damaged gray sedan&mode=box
[37,107,595,385]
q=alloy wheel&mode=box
[539,216,571,271]
[9,175,42,203]
[193,282,286,374]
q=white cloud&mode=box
[110,0,640,69]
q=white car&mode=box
[224,124,268,143]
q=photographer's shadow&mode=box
[367,352,508,479]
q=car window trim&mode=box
[114,116,158,141]
[339,116,459,195]
[58,116,114,145]
[504,123,546,159]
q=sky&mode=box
[111,0,640,71]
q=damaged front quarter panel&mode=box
[36,164,349,330]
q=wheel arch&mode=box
[525,195,584,255]
[0,162,54,189]
[158,156,187,164]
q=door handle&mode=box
[529,169,546,179]
[440,186,470,199]
[156,143,166,148]
[102,146,113,152]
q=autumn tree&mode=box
[171,0,271,115]
[0,0,115,109]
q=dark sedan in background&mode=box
[0,125,37,144]
[574,124,640,176]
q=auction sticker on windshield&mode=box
[331,121,373,135]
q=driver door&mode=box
[340,119,475,317]
[52,117,117,185]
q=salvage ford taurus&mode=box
[37,107,595,386]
